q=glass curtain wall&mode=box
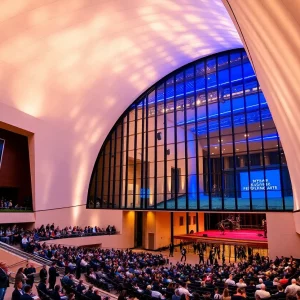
[87,49,293,211]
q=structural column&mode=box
[170,212,174,244]
[186,212,189,234]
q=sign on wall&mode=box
[240,169,281,198]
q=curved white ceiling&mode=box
[0,0,241,210]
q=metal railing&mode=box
[0,241,64,273]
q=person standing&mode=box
[26,264,36,287]
[0,263,9,300]
[199,249,204,264]
[169,243,174,257]
[39,265,47,282]
[180,247,187,262]
[49,262,58,290]
[12,281,24,300]
[179,241,183,252]
[193,243,197,254]
[222,251,225,265]
[263,220,267,238]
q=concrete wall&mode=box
[267,212,300,259]
[223,0,300,218]
[143,211,204,250]
[0,212,35,224]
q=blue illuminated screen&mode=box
[240,170,281,198]
[140,188,150,199]
[0,139,4,168]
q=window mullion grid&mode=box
[106,137,112,209]
[193,64,200,211]
[216,57,225,210]
[93,165,98,209]
[140,99,145,209]
[163,81,168,210]
[183,70,189,210]
[204,59,212,210]
[154,88,158,209]
[133,104,138,209]
[173,76,178,210]
[100,145,106,209]
[240,51,254,211]
[118,118,124,209]
[124,114,130,209]
[112,126,118,209]
[275,129,285,210]
[255,79,268,210]
[145,95,149,210]
[228,53,238,211]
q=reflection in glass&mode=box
[88,49,293,212]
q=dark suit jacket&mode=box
[12,289,23,300]
[39,268,47,280]
[38,282,48,294]
[49,267,58,282]
[0,268,9,288]
[20,294,33,300]
[50,291,61,300]
[76,284,86,294]
[273,291,286,299]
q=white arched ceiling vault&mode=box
[0,0,242,213]
[222,0,300,225]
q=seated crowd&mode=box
[0,198,13,209]
[0,223,117,246]
[25,245,300,300]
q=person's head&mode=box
[229,274,233,279]
[146,285,151,290]
[274,278,278,283]
[17,267,24,274]
[223,288,229,298]
[175,289,180,296]
[214,287,219,294]
[292,279,297,284]
[260,284,266,291]
[24,285,32,294]
[68,293,75,300]
[54,285,60,292]
[16,281,22,290]
[277,285,283,292]
[193,293,200,300]
[239,279,244,283]
[79,279,83,284]
[259,278,263,284]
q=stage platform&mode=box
[174,229,268,248]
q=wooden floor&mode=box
[174,229,268,248]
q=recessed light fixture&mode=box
[214,146,217,149]
[236,149,239,151]
[212,152,214,155]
